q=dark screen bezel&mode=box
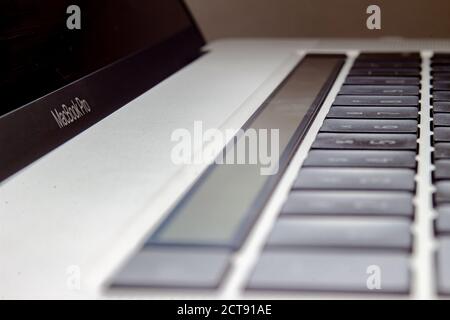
[0,1,205,183]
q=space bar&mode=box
[148,55,345,250]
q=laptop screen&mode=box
[0,0,204,182]
[2,0,198,117]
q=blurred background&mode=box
[185,0,450,41]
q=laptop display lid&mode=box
[0,0,204,182]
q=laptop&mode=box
[1,0,450,300]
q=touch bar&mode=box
[147,55,346,250]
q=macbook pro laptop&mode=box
[1,0,450,300]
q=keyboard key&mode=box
[434,114,450,127]
[433,82,450,91]
[358,52,421,61]
[303,150,416,168]
[340,85,419,96]
[434,92,450,102]
[345,77,420,86]
[353,62,420,69]
[313,133,418,150]
[434,102,450,113]
[267,217,412,250]
[435,143,450,159]
[328,107,419,119]
[281,191,414,218]
[437,238,450,295]
[320,119,418,134]
[349,69,420,77]
[247,251,410,294]
[111,248,230,289]
[435,160,450,180]
[433,75,450,81]
[434,128,450,142]
[436,206,450,234]
[334,96,419,107]
[435,181,450,205]
[293,168,415,191]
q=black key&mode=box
[358,52,421,61]
[435,143,450,160]
[434,91,450,102]
[328,107,419,119]
[434,102,450,113]
[303,150,416,168]
[340,85,419,96]
[313,133,418,150]
[281,191,414,218]
[435,181,450,205]
[436,207,450,235]
[433,66,450,72]
[434,114,450,126]
[111,248,230,289]
[293,168,415,191]
[433,75,450,81]
[334,96,419,107]
[267,217,412,250]
[247,251,410,294]
[320,119,418,133]
[353,62,420,68]
[435,160,450,180]
[437,238,450,295]
[349,69,420,77]
[345,77,420,86]
[433,82,450,91]
[434,128,450,142]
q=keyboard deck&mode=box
[107,52,450,298]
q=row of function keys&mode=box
[248,53,423,295]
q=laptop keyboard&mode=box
[432,54,450,295]
[110,52,450,297]
[247,53,420,294]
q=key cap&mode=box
[334,96,419,106]
[435,181,450,205]
[349,69,420,77]
[267,217,412,250]
[433,66,450,73]
[345,77,420,86]
[433,75,450,81]
[436,206,450,234]
[247,251,410,294]
[293,168,415,191]
[434,128,450,142]
[353,62,421,69]
[340,85,419,96]
[358,52,421,61]
[328,107,419,119]
[434,114,450,126]
[111,248,230,289]
[437,238,450,295]
[434,92,450,102]
[313,133,418,150]
[435,143,450,159]
[435,160,450,180]
[281,191,414,218]
[434,102,450,113]
[303,150,416,168]
[432,82,450,91]
[320,119,418,133]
